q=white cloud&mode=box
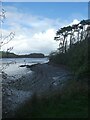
[1,5,83,55]
[2,28,59,55]
[69,19,80,25]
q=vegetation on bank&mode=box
[15,78,88,118]
[0,51,45,58]
[49,38,89,79]
[49,19,89,79]
[0,51,18,58]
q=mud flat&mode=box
[2,63,73,118]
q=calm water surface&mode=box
[0,58,49,78]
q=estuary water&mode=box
[0,57,49,79]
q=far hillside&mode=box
[0,51,45,58]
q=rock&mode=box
[7,81,12,84]
[7,97,12,101]
[2,88,5,92]
[7,90,12,96]
[53,82,57,86]
[2,75,7,79]
[2,73,7,79]
[19,65,26,67]
[5,111,8,114]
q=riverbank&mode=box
[2,62,73,118]
[14,63,88,118]
[16,79,88,118]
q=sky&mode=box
[1,2,88,55]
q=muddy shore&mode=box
[2,63,73,118]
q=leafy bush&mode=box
[49,38,89,79]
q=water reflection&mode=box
[0,58,49,79]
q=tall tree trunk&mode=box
[63,35,66,53]
[77,30,80,42]
[65,39,67,53]
[80,29,83,41]
[70,32,73,48]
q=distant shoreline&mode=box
[0,51,47,58]
[1,56,47,58]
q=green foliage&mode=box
[0,51,45,58]
[15,79,88,118]
[54,19,90,54]
[49,38,89,79]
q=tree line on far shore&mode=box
[0,51,45,58]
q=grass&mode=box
[15,79,88,118]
